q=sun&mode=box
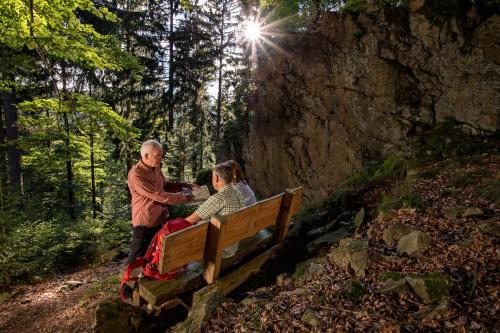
[241,13,290,63]
[244,20,262,41]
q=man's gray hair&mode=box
[213,163,233,184]
[140,140,163,157]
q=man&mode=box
[126,139,197,265]
[185,162,245,258]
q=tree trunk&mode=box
[0,94,8,187]
[61,64,75,218]
[2,90,24,197]
[215,7,225,141]
[90,133,97,218]
[167,0,175,133]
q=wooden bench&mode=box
[134,186,304,308]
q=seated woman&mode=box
[185,163,244,258]
[225,160,256,206]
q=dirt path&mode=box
[0,262,121,333]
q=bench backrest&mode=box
[158,221,209,274]
[203,187,303,284]
[275,186,304,242]
[157,186,304,281]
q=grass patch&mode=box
[424,272,450,302]
[345,280,368,301]
[418,168,440,179]
[345,154,406,187]
[380,271,403,281]
[474,179,500,205]
[378,190,425,213]
[83,274,121,301]
[440,188,458,198]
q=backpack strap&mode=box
[119,256,147,301]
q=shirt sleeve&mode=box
[194,194,222,220]
[164,181,188,193]
[129,170,185,204]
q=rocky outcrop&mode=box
[244,4,499,201]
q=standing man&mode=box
[126,139,197,265]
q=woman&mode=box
[226,160,256,206]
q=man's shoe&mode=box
[122,284,134,302]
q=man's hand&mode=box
[184,193,194,203]
[188,183,200,190]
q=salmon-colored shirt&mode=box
[128,159,187,227]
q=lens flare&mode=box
[244,20,262,41]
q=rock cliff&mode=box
[244,4,499,201]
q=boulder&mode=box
[301,308,320,327]
[441,206,462,221]
[275,273,287,287]
[59,280,84,292]
[172,288,224,333]
[477,220,500,236]
[308,263,326,276]
[462,207,484,218]
[280,288,310,297]
[306,228,350,253]
[383,223,417,246]
[93,300,149,333]
[377,278,410,295]
[416,298,449,320]
[354,207,366,230]
[329,238,369,278]
[241,297,259,306]
[397,231,431,257]
[377,273,450,304]
[406,273,450,304]
[291,258,327,284]
[367,223,376,239]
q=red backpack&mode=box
[120,218,192,301]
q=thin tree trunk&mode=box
[88,82,98,218]
[3,90,24,197]
[167,0,175,133]
[90,133,97,218]
[61,64,75,218]
[215,3,226,141]
[0,94,8,187]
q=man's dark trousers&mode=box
[125,224,162,265]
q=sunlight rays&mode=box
[241,11,294,64]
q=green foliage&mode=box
[352,30,363,38]
[195,168,215,194]
[341,0,364,13]
[345,280,368,300]
[412,117,500,163]
[423,272,451,302]
[168,204,198,219]
[380,271,403,281]
[378,190,425,213]
[0,0,122,69]
[0,214,130,288]
[345,154,406,188]
[83,274,121,301]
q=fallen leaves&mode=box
[204,156,499,332]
